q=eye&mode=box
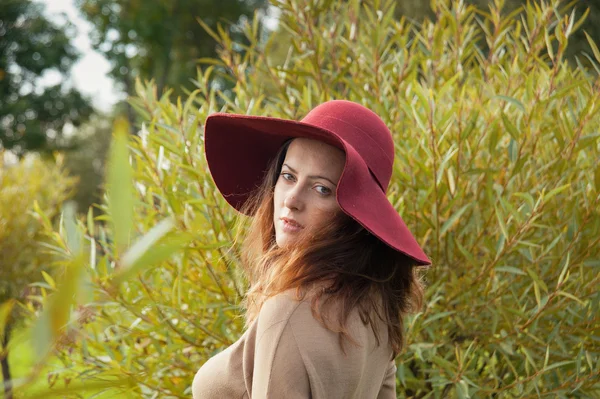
[280,172,295,182]
[315,185,332,196]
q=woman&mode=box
[192,100,432,398]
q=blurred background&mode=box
[1,0,599,397]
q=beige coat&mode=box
[192,288,397,398]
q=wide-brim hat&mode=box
[204,100,431,266]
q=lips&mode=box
[281,217,304,229]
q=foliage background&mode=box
[75,0,269,127]
[0,154,76,398]
[2,0,600,398]
[0,0,93,155]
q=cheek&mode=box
[272,184,283,209]
[309,201,341,227]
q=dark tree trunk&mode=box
[1,321,13,399]
[122,61,136,135]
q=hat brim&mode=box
[204,113,431,266]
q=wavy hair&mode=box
[235,139,425,357]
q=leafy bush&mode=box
[24,0,599,397]
[0,155,76,304]
[0,153,76,397]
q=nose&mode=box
[283,186,304,211]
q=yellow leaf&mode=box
[584,31,600,64]
[107,117,134,253]
[41,271,56,289]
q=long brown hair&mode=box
[235,139,425,357]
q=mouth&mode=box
[280,217,304,230]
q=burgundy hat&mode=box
[204,100,431,266]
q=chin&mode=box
[275,234,290,249]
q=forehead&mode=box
[283,138,345,177]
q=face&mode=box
[273,138,346,248]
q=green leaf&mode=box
[501,112,520,141]
[575,132,600,151]
[533,281,542,307]
[432,354,457,374]
[508,138,518,163]
[107,117,134,252]
[522,346,539,371]
[32,252,86,360]
[513,192,535,211]
[455,238,477,267]
[197,57,225,66]
[20,377,135,399]
[557,251,570,287]
[455,380,469,399]
[397,362,406,386]
[556,290,585,305]
[544,183,570,201]
[495,266,526,276]
[423,311,456,326]
[495,95,526,112]
[123,222,172,267]
[440,204,470,237]
[87,207,95,236]
[196,17,221,44]
[113,224,193,283]
[183,89,201,119]
[150,134,181,155]
[62,201,81,255]
[500,197,523,223]
[544,28,554,60]
[32,200,52,230]
[526,267,548,293]
[460,111,479,140]
[584,31,600,64]
[495,204,509,240]
[155,122,182,136]
[41,271,56,289]
[571,8,590,36]
[542,360,575,372]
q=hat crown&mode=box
[300,100,394,191]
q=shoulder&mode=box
[257,288,380,359]
[256,289,304,333]
[255,288,334,346]
[256,286,337,335]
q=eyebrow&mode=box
[282,164,338,186]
